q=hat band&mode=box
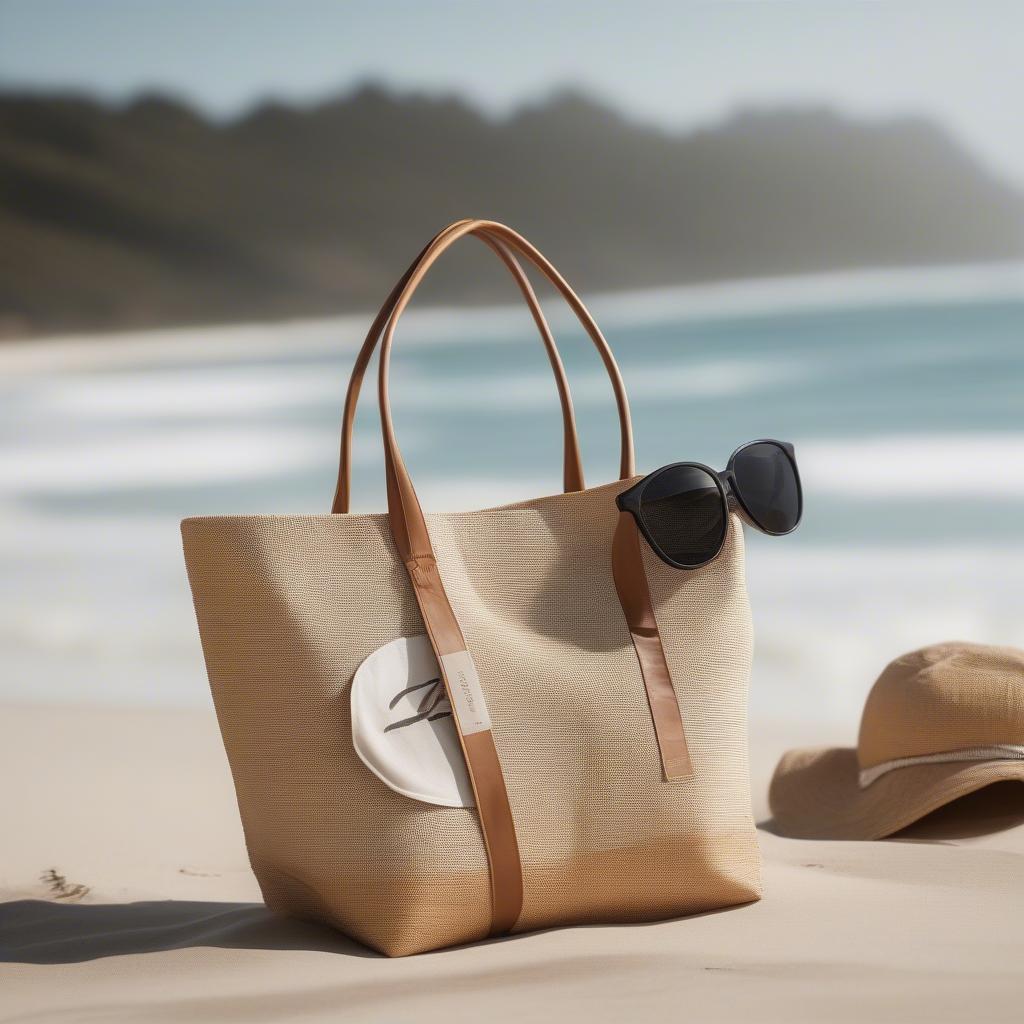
[858,744,1024,788]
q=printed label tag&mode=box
[439,650,492,736]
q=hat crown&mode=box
[857,642,1024,770]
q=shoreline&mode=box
[3,258,1024,376]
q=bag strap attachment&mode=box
[612,513,694,780]
[342,219,689,936]
[370,220,639,937]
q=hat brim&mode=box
[767,746,1024,840]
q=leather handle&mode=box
[379,220,635,561]
[366,220,636,939]
[332,221,587,513]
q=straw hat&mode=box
[768,642,1024,839]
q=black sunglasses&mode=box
[616,439,802,570]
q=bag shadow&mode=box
[0,899,379,964]
[484,501,693,655]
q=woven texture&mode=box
[182,476,760,956]
[858,642,1024,769]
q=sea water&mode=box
[2,264,1022,723]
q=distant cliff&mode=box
[2,86,1023,336]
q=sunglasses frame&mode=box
[616,439,802,570]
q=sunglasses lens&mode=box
[639,465,726,567]
[732,442,801,534]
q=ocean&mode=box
[2,263,1022,725]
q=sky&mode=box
[2,0,1023,185]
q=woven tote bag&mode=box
[182,219,761,957]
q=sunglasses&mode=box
[616,440,802,570]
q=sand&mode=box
[2,702,1022,1023]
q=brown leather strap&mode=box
[338,219,691,927]
[332,222,586,513]
[377,220,636,556]
[611,511,694,780]
[369,220,638,937]
[404,551,523,934]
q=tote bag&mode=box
[182,219,761,957]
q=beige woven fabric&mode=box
[182,477,760,956]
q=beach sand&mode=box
[2,701,1022,1023]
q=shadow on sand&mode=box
[10,785,1021,966]
[0,899,379,964]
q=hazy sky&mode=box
[3,1,1023,184]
